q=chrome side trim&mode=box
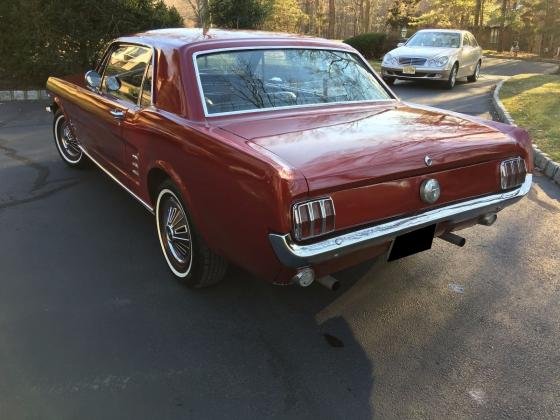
[192,46,396,118]
[79,146,154,214]
[270,174,533,268]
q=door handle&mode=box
[110,109,125,119]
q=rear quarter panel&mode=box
[135,110,309,282]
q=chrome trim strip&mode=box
[270,174,532,268]
[79,146,154,214]
[192,46,396,118]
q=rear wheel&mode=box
[443,63,459,90]
[53,111,85,167]
[155,181,228,288]
[467,60,481,82]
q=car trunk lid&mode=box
[219,103,523,194]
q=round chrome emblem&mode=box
[424,155,433,167]
[420,178,441,204]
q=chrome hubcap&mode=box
[451,68,457,85]
[475,63,480,78]
[60,121,81,159]
[162,198,192,265]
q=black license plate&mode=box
[388,224,436,262]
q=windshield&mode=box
[195,49,391,115]
[406,32,461,48]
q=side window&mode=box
[101,45,152,105]
[469,34,479,47]
[463,35,471,47]
[140,61,152,107]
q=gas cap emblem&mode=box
[424,155,433,167]
[420,178,441,204]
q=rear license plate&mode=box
[388,224,436,261]
[402,65,416,74]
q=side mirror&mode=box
[106,76,121,92]
[84,70,101,90]
[397,42,404,47]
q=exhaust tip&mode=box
[316,275,341,291]
[479,213,497,226]
[292,267,315,287]
[440,232,466,247]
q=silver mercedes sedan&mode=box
[381,29,483,89]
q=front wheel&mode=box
[53,112,86,167]
[155,181,228,288]
[443,64,458,90]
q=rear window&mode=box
[195,48,390,116]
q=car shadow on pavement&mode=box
[0,163,376,420]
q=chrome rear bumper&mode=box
[269,174,532,268]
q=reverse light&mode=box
[293,197,335,241]
[500,157,527,190]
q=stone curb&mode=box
[492,74,560,186]
[484,54,560,65]
[0,89,49,101]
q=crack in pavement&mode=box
[0,137,81,210]
[0,181,80,211]
[0,141,49,191]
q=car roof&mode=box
[415,29,468,34]
[117,28,347,51]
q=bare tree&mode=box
[328,0,335,38]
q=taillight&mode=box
[293,198,335,241]
[500,157,527,190]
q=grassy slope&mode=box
[499,73,560,162]
[368,60,382,73]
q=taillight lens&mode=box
[293,198,335,241]
[500,157,527,190]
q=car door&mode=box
[72,44,152,182]
[96,44,153,178]
[458,33,472,77]
[469,33,483,66]
[462,34,478,76]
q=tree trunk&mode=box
[498,0,508,52]
[200,0,209,31]
[328,0,335,39]
[363,0,371,33]
[474,0,482,28]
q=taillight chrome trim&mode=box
[293,197,335,241]
[500,157,527,190]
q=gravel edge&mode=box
[0,90,49,101]
[492,74,560,186]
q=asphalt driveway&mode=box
[0,58,559,419]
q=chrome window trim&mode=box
[270,174,533,268]
[192,46,397,118]
[98,42,156,108]
[79,145,154,214]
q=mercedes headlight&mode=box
[383,53,398,66]
[427,56,449,67]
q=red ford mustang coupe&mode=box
[46,29,532,289]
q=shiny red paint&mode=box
[46,29,532,285]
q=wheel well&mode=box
[147,168,170,205]
[50,101,60,114]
